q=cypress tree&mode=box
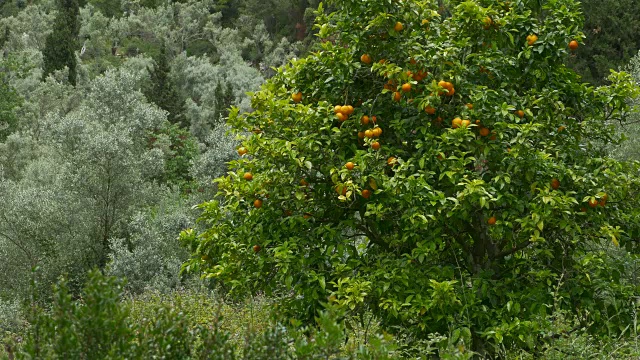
[0,70,20,140]
[212,81,234,125]
[145,43,187,127]
[42,0,80,86]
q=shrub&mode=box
[15,271,398,359]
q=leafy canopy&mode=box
[182,0,640,352]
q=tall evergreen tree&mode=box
[145,43,187,127]
[42,0,80,86]
[212,81,234,125]
[0,78,20,141]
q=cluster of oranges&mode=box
[357,115,382,150]
[451,117,471,129]
[334,104,355,122]
[407,69,428,81]
[437,80,455,96]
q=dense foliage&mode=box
[182,0,640,356]
[7,271,397,359]
[1,0,640,358]
[569,0,640,84]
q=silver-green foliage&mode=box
[107,190,195,294]
[610,51,640,160]
[0,67,168,298]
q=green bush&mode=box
[13,271,398,359]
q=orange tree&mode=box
[181,0,640,353]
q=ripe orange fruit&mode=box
[371,115,378,123]
[452,117,463,129]
[425,105,436,115]
[361,54,372,64]
[479,127,490,137]
[372,127,382,137]
[526,34,538,46]
[292,92,302,103]
[335,185,347,196]
[487,216,497,225]
[243,172,253,181]
[357,131,365,139]
[415,70,427,81]
[253,244,261,253]
[588,198,598,208]
[340,105,350,115]
[237,147,248,156]
[599,193,608,207]
[336,112,347,122]
[345,162,355,170]
[515,110,525,118]
[371,141,381,150]
[401,83,412,92]
[364,129,374,138]
[438,81,455,96]
[361,115,370,125]
[393,92,402,102]
[558,126,566,132]
[361,189,371,199]
[461,119,471,128]
[345,105,354,115]
[253,199,263,208]
[394,21,404,32]
[569,40,579,51]
[551,178,560,190]
[334,105,342,114]
[387,157,397,166]
[466,103,473,110]
[483,16,492,29]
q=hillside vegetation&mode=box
[1,0,640,358]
